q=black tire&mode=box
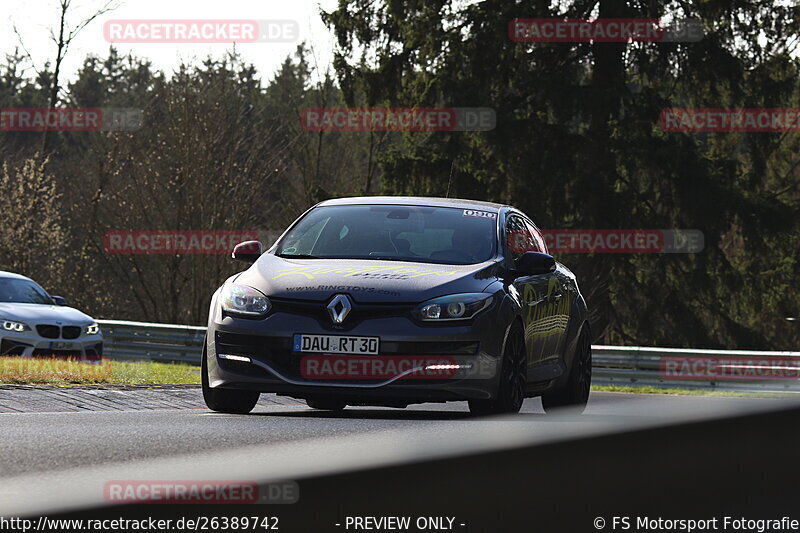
[306,398,347,411]
[468,323,526,416]
[541,327,591,414]
[202,340,260,414]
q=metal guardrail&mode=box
[593,345,800,392]
[97,319,206,364]
[97,319,800,391]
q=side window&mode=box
[505,215,536,261]
[524,219,547,254]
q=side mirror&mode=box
[515,252,556,276]
[232,240,263,263]
[51,295,68,306]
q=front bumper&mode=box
[0,331,103,360]
[207,304,506,404]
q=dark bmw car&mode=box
[203,197,591,415]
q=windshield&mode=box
[276,204,498,265]
[0,278,54,305]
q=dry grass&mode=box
[592,384,795,398]
[0,357,200,386]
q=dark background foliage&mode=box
[1,0,798,349]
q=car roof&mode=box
[0,271,32,281]
[316,196,508,212]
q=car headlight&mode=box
[2,319,30,332]
[415,293,494,321]
[86,323,100,335]
[221,284,271,317]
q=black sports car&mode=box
[203,197,591,415]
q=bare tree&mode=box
[0,157,66,291]
[82,56,293,323]
[13,0,118,153]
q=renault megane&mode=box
[203,197,591,415]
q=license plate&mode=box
[293,334,379,355]
[49,342,73,350]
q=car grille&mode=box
[84,343,103,357]
[214,332,284,379]
[36,325,61,339]
[62,326,82,339]
[269,298,415,331]
[32,349,83,357]
[0,339,31,356]
[35,325,83,339]
[385,340,479,356]
[214,332,476,383]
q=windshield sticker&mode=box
[271,265,464,280]
[463,210,497,219]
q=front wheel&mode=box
[541,327,591,414]
[202,340,260,414]
[469,323,526,416]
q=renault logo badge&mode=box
[327,294,352,324]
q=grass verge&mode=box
[0,357,200,386]
[593,384,795,398]
[0,358,794,396]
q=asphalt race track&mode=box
[4,387,800,529]
[0,388,793,478]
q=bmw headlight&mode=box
[221,284,271,317]
[2,319,30,332]
[415,293,494,321]
[86,323,100,335]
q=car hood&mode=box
[234,255,501,303]
[0,303,94,324]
